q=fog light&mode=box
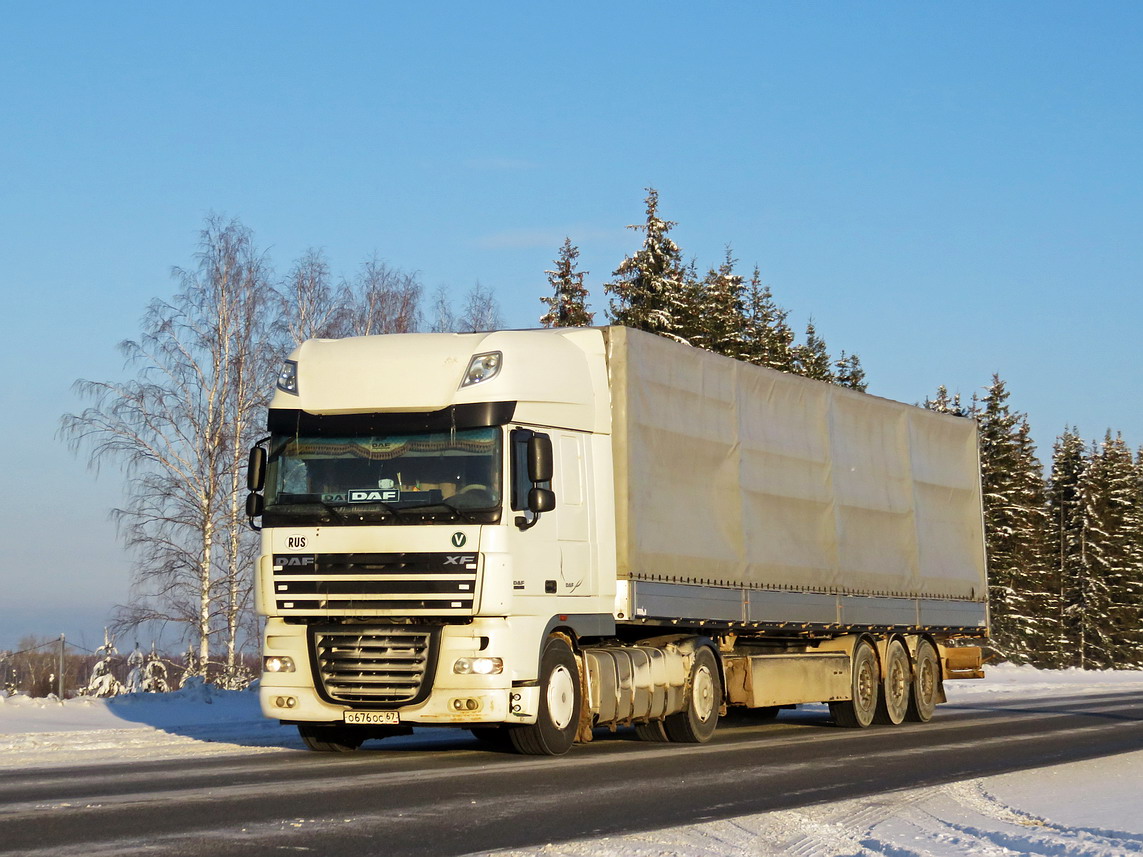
[453,657,503,675]
[274,696,297,709]
[450,697,481,711]
[264,656,295,673]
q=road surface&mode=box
[2,690,1141,856]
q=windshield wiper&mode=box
[265,501,350,523]
[392,502,490,523]
[338,502,398,522]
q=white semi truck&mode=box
[247,326,987,755]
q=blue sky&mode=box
[2,3,1141,651]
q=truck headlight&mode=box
[453,657,503,675]
[263,656,295,673]
[460,352,502,388]
[277,360,299,395]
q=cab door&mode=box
[555,433,591,594]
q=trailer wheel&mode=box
[664,646,721,743]
[906,639,940,722]
[829,640,879,728]
[873,639,911,725]
[297,723,366,752]
[509,637,581,756]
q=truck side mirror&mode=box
[527,435,553,483]
[247,446,266,492]
[528,487,556,514]
[246,492,264,518]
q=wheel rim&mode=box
[887,647,909,719]
[692,664,716,723]
[547,664,576,730]
[856,655,876,713]
[917,652,936,708]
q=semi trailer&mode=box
[247,325,988,755]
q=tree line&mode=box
[63,188,1134,684]
[927,380,1143,669]
[542,188,1140,670]
[540,188,867,390]
[61,218,504,685]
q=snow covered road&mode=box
[1,666,1142,856]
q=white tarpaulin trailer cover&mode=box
[605,327,987,604]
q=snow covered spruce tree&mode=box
[1047,429,1085,666]
[540,238,594,328]
[741,267,796,372]
[693,248,748,359]
[1073,432,1143,668]
[792,320,835,382]
[62,216,278,682]
[974,377,1052,664]
[834,352,868,392]
[83,631,124,698]
[924,385,969,417]
[606,188,693,342]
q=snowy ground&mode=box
[3,666,1143,856]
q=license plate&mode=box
[343,710,400,725]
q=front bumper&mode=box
[260,617,540,725]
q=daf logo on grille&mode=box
[275,555,315,567]
[451,532,467,547]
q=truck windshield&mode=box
[262,426,502,526]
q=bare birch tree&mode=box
[457,281,503,332]
[282,248,347,342]
[344,255,422,336]
[61,217,276,676]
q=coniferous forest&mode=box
[542,189,1142,671]
[56,188,1140,686]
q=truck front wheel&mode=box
[664,646,721,743]
[509,637,581,756]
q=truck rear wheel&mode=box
[634,720,671,742]
[830,640,879,728]
[663,646,721,743]
[509,637,581,756]
[873,639,911,725]
[297,723,365,752]
[906,639,940,722]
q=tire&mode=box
[297,723,366,752]
[469,726,515,751]
[906,639,940,723]
[509,637,581,756]
[829,640,879,728]
[663,647,721,743]
[873,639,911,725]
[634,720,671,742]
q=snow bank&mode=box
[0,679,301,767]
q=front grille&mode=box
[311,625,438,705]
[272,552,479,616]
